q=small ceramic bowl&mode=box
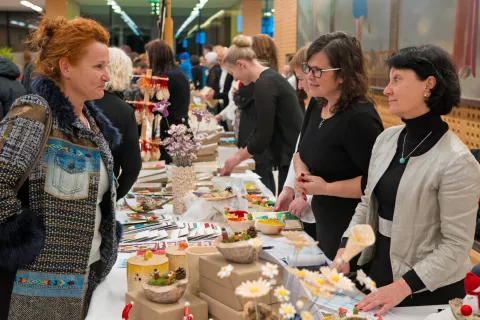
[215,236,259,264]
[142,279,188,304]
[227,218,255,233]
[255,219,285,235]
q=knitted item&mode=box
[0,78,120,320]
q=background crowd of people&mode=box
[0,13,480,319]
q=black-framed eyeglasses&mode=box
[302,62,341,78]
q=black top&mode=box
[369,112,457,304]
[246,68,303,168]
[214,71,234,109]
[0,57,26,120]
[163,66,191,123]
[206,64,222,94]
[298,99,383,260]
[191,64,204,89]
[95,91,142,199]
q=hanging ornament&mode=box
[162,79,170,100]
[155,114,161,139]
[155,78,164,100]
[151,146,160,160]
[135,109,142,125]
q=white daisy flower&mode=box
[365,278,378,292]
[301,311,313,320]
[356,269,368,285]
[217,264,233,279]
[262,262,279,279]
[279,303,296,319]
[274,285,291,302]
[235,278,270,298]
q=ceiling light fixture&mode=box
[105,0,141,36]
[20,1,43,12]
[150,0,160,16]
[186,9,224,37]
[10,20,26,27]
[175,0,209,38]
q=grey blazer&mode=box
[344,125,480,292]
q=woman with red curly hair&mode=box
[0,16,121,319]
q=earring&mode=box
[424,91,431,99]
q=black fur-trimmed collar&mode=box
[32,77,121,150]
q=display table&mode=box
[85,147,447,320]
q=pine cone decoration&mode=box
[175,267,186,280]
[247,226,257,238]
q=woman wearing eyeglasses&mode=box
[294,32,383,261]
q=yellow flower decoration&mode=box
[235,278,270,298]
[279,303,296,319]
[273,285,290,302]
[301,311,313,320]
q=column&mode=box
[274,0,298,71]
[242,0,262,36]
[45,0,80,19]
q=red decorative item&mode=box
[461,304,473,316]
[229,210,248,218]
[183,302,190,319]
[122,301,134,320]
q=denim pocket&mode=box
[46,152,89,199]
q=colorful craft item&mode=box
[183,302,191,320]
[179,242,189,251]
[121,301,134,320]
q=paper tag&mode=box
[169,229,180,239]
[157,230,169,239]
[135,230,150,240]
[179,228,190,237]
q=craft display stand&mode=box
[126,69,169,162]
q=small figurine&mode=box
[222,227,228,241]
[353,307,359,315]
[122,301,134,320]
[183,302,191,320]
[338,308,348,318]
[461,271,480,316]
[153,269,159,280]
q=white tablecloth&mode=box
[86,147,448,320]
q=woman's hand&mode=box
[288,197,311,218]
[220,155,240,176]
[331,248,350,275]
[214,114,223,123]
[295,174,328,196]
[356,279,412,317]
[274,187,295,211]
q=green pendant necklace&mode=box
[399,131,432,164]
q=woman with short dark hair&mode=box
[335,45,480,315]
[294,31,383,261]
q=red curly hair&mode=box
[27,16,110,82]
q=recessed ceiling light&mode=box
[175,0,209,38]
[20,1,43,12]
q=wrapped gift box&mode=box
[200,292,281,320]
[126,290,208,320]
[199,253,282,311]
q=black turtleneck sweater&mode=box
[368,112,466,306]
